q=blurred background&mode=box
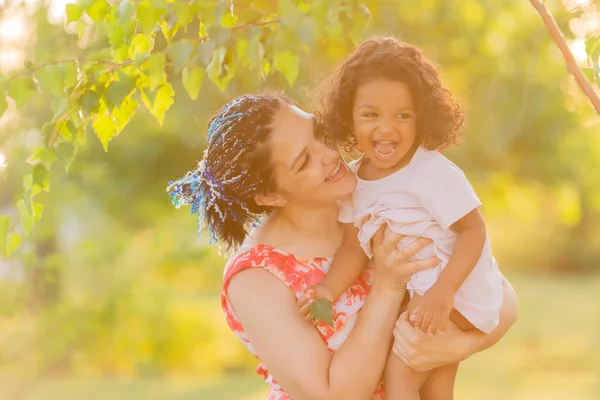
[0,0,599,399]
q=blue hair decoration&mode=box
[167,96,268,249]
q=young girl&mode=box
[300,37,504,399]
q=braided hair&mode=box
[167,93,292,251]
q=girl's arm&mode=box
[393,275,518,372]
[436,208,486,292]
[410,208,486,333]
[228,232,437,400]
[318,223,369,300]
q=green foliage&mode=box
[585,35,600,88]
[309,298,334,327]
[0,0,371,253]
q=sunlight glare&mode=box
[570,39,588,62]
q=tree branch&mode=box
[5,59,130,83]
[529,0,600,114]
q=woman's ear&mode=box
[254,192,287,208]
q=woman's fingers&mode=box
[407,256,440,275]
[370,225,386,250]
[396,237,433,260]
[438,314,448,334]
[381,231,405,255]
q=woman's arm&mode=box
[392,276,518,372]
[228,269,403,400]
[228,231,437,400]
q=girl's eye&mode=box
[363,112,377,118]
[398,113,412,119]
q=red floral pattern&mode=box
[221,243,384,399]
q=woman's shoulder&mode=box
[223,243,330,294]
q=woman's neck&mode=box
[253,203,343,257]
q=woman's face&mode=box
[264,104,356,208]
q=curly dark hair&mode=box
[169,93,292,251]
[317,37,464,153]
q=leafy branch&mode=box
[529,0,600,114]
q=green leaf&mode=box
[27,146,48,166]
[58,119,75,141]
[309,298,334,327]
[34,65,63,97]
[173,2,192,31]
[104,73,137,110]
[129,34,154,63]
[206,46,235,92]
[0,94,7,118]
[86,0,111,22]
[0,216,10,256]
[55,142,77,173]
[32,202,44,223]
[585,36,600,60]
[79,90,101,115]
[296,17,315,47]
[33,164,50,192]
[209,26,231,47]
[65,3,84,25]
[196,40,216,66]
[24,60,34,70]
[182,65,204,100]
[92,109,119,151]
[108,25,127,49]
[17,200,33,236]
[23,174,32,191]
[7,76,36,109]
[116,0,136,25]
[583,67,595,83]
[167,40,194,74]
[7,233,21,256]
[136,1,163,35]
[274,50,299,86]
[112,94,138,131]
[220,13,239,28]
[147,52,166,89]
[148,83,174,125]
[160,20,180,44]
[77,21,86,39]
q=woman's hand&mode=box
[370,226,439,291]
[392,311,470,372]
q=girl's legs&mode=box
[419,363,459,400]
[384,352,430,400]
[419,310,473,400]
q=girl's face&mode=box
[352,78,417,171]
[262,104,356,208]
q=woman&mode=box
[167,93,518,399]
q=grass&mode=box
[0,272,598,400]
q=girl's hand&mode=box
[392,311,470,372]
[370,225,439,291]
[298,285,336,325]
[408,285,454,334]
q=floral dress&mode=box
[221,243,385,399]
